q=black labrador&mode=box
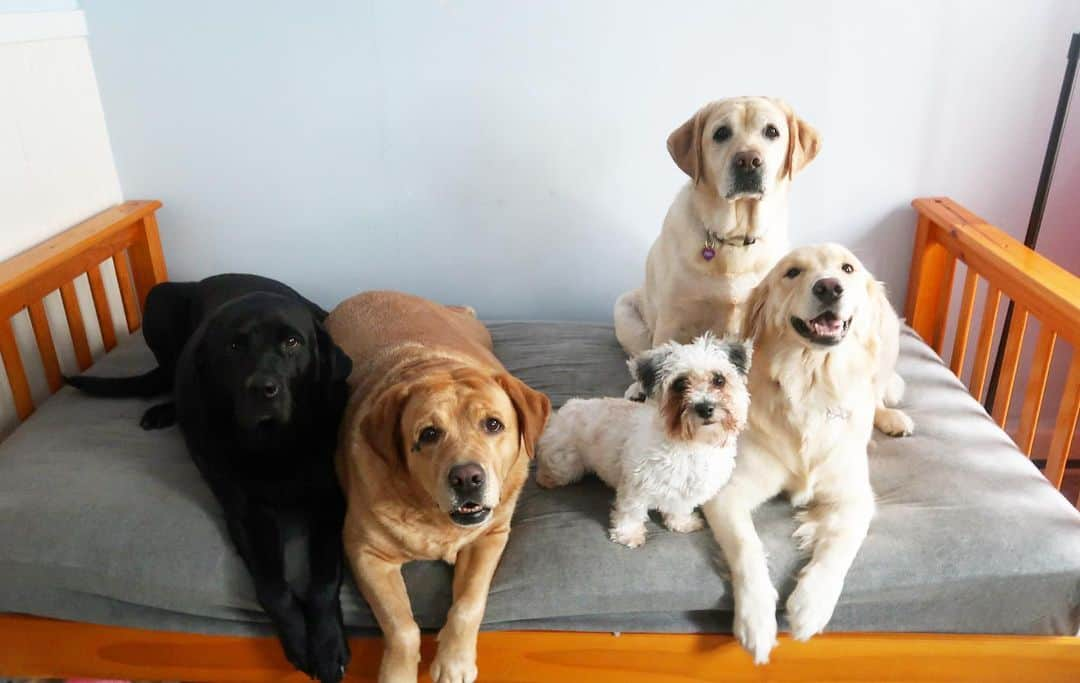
[67,274,353,682]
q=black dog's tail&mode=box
[65,366,171,398]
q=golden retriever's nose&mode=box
[813,277,844,304]
[448,462,485,494]
[733,150,763,170]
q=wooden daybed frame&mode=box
[0,197,1078,682]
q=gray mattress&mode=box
[0,322,1078,637]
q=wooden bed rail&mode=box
[0,200,167,421]
[906,197,1079,501]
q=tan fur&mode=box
[328,291,550,683]
[614,97,820,359]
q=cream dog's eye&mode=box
[712,373,726,387]
[482,417,504,434]
[713,125,732,142]
[784,267,802,279]
[842,263,855,274]
[763,124,780,139]
[418,426,441,445]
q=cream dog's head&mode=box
[630,333,751,445]
[667,96,820,201]
[744,244,890,350]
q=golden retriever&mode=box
[614,96,821,363]
[702,244,912,664]
[327,291,550,683]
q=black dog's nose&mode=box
[694,402,715,419]
[251,377,280,398]
[733,150,763,170]
[448,462,485,493]
[813,277,844,304]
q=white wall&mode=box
[81,0,1080,321]
[0,5,123,433]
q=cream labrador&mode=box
[614,97,821,361]
[702,244,912,664]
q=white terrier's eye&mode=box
[672,377,690,394]
[712,373,726,388]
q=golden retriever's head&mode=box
[667,96,820,201]
[744,244,889,350]
[361,366,550,527]
[630,333,751,446]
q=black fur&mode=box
[66,274,352,683]
[632,348,670,399]
[726,341,751,376]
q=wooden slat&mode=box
[949,269,979,376]
[907,236,951,343]
[59,280,92,370]
[1016,327,1057,456]
[969,285,1001,401]
[904,215,931,319]
[27,299,62,393]
[85,264,117,351]
[129,213,169,311]
[0,317,33,420]
[930,253,957,355]
[112,249,141,332]
[1044,355,1080,489]
[991,304,1028,428]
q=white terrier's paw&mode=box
[623,381,647,402]
[609,523,647,548]
[430,644,477,683]
[874,407,913,437]
[663,511,704,533]
[734,581,778,665]
[786,567,843,641]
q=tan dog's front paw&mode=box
[663,511,704,533]
[609,523,647,548]
[874,407,913,437]
[377,651,419,683]
[430,643,478,683]
[734,580,779,665]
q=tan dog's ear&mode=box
[773,99,820,179]
[359,385,409,466]
[742,278,771,341]
[667,106,709,183]
[495,375,551,459]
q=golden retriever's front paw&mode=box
[430,644,478,683]
[786,567,843,641]
[609,523,647,548]
[662,511,704,533]
[734,580,778,665]
[874,407,913,437]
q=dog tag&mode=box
[702,247,716,261]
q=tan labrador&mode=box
[614,97,821,366]
[327,291,550,683]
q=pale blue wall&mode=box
[0,1,78,11]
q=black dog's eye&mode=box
[284,336,301,349]
[712,373,726,388]
[763,124,780,139]
[713,125,732,142]
[482,417,504,434]
[229,339,245,352]
[841,263,855,274]
[784,267,802,279]
[418,426,441,446]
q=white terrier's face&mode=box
[630,334,752,445]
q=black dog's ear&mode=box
[725,339,752,377]
[628,346,671,399]
[316,323,352,387]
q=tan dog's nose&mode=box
[733,150,763,170]
[448,462,485,494]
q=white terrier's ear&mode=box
[628,346,671,399]
[724,339,752,376]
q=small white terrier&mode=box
[536,333,751,547]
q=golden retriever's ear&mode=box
[496,375,551,459]
[774,100,820,179]
[742,279,771,341]
[667,107,709,183]
[359,385,408,466]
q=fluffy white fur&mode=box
[702,244,912,665]
[537,334,751,548]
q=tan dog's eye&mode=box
[842,263,855,274]
[784,267,802,279]
[712,373,726,388]
[482,417,504,434]
[418,426,441,446]
[763,124,780,139]
[713,125,732,142]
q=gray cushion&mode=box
[0,323,1078,637]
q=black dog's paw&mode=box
[307,618,350,683]
[277,625,315,679]
[140,402,177,430]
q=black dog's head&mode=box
[196,292,351,449]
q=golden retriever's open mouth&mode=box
[450,501,491,526]
[791,311,851,346]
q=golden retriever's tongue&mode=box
[809,312,843,336]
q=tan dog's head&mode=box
[630,333,751,445]
[667,96,820,201]
[744,244,890,350]
[361,366,550,527]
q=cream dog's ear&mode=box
[667,105,710,183]
[771,98,821,179]
[742,279,772,341]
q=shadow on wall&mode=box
[851,206,916,312]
